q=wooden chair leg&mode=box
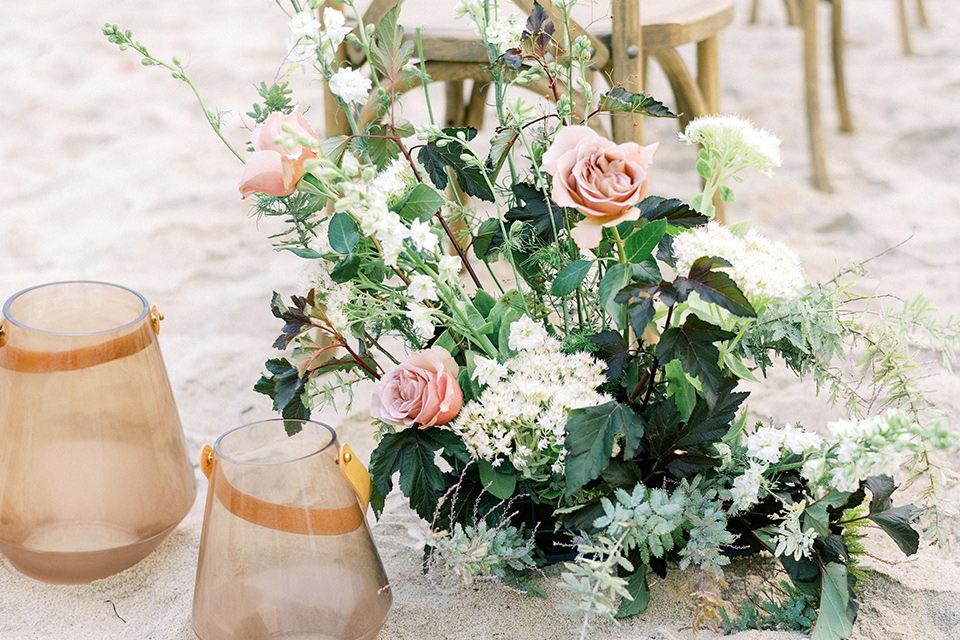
[696,35,721,115]
[896,0,914,55]
[916,0,928,27]
[463,81,490,130]
[610,0,643,144]
[749,0,761,24]
[831,0,854,133]
[445,81,466,127]
[784,0,801,27]
[800,0,831,192]
[652,49,708,130]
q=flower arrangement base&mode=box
[511,498,577,564]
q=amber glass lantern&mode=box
[193,419,391,640]
[0,281,197,584]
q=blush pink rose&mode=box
[542,125,658,250]
[239,106,319,198]
[371,348,463,429]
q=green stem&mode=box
[610,225,627,264]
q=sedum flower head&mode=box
[451,339,609,480]
[679,115,782,174]
[672,222,807,302]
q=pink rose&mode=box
[542,125,658,250]
[239,106,319,198]
[371,348,463,428]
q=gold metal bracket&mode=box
[337,443,372,512]
[0,321,5,348]
[149,305,164,335]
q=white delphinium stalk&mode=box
[318,7,353,65]
[452,339,609,480]
[285,11,322,67]
[337,183,411,268]
[773,501,818,561]
[672,222,807,302]
[328,67,372,105]
[729,462,766,512]
[508,315,549,351]
[409,219,440,254]
[370,157,416,207]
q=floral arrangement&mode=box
[105,1,960,638]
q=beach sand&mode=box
[2,0,959,638]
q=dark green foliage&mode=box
[417,127,494,201]
[597,88,677,118]
[657,316,736,394]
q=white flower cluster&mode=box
[508,315,549,351]
[328,68,371,105]
[286,8,353,69]
[679,115,782,175]
[451,339,610,479]
[729,424,822,512]
[370,157,417,208]
[672,223,807,302]
[299,218,354,334]
[772,500,818,562]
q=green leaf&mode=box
[478,459,518,500]
[417,128,494,202]
[656,316,735,393]
[328,212,360,254]
[586,330,630,381]
[485,126,520,182]
[664,359,698,421]
[551,259,593,297]
[864,475,896,515]
[696,158,712,179]
[362,124,402,169]
[254,358,306,415]
[330,252,360,282]
[810,563,854,640]
[398,183,445,222]
[803,490,852,538]
[472,217,501,259]
[870,505,921,556]
[615,284,657,338]
[565,402,645,495]
[368,427,468,521]
[638,196,707,229]
[281,246,322,259]
[616,566,650,618]
[369,4,414,86]
[597,88,678,118]
[484,183,565,258]
[598,263,632,332]
[674,256,756,318]
[320,134,350,164]
[719,184,735,203]
[624,219,667,264]
[473,289,497,318]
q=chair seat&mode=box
[346,0,734,65]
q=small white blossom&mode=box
[409,219,440,253]
[408,274,439,302]
[436,254,462,284]
[321,8,353,48]
[746,426,784,465]
[730,462,766,512]
[484,13,524,48]
[405,302,435,337]
[289,11,322,37]
[471,356,509,387]
[328,68,372,105]
[508,315,548,351]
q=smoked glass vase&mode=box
[193,419,391,640]
[0,281,197,584]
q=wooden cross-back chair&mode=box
[323,0,735,148]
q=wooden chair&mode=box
[325,0,735,147]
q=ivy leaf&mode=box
[656,316,735,393]
[624,219,667,264]
[253,358,308,420]
[328,212,360,254]
[368,427,468,521]
[810,563,854,640]
[551,259,593,297]
[397,183,445,222]
[478,459,518,500]
[586,330,630,381]
[565,401,645,495]
[674,256,756,318]
[870,505,921,556]
[597,88,677,118]
[616,566,650,618]
[864,474,896,515]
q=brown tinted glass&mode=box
[193,419,391,640]
[0,281,197,584]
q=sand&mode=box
[1,0,959,638]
